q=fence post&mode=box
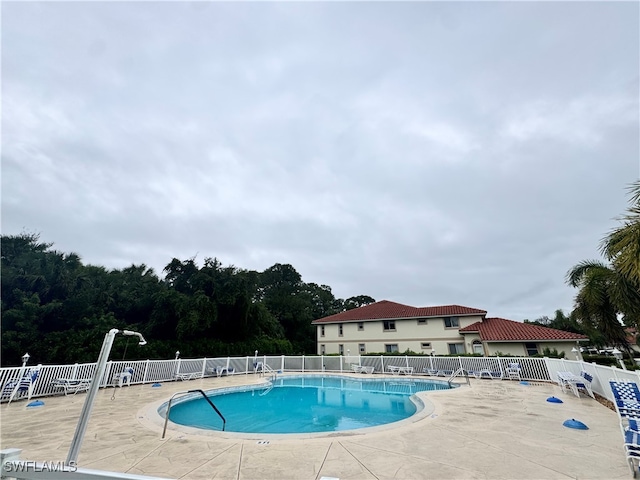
[340,355,343,373]
[380,355,385,373]
[543,357,552,382]
[458,356,463,371]
[71,363,79,380]
[591,361,606,396]
[201,358,207,378]
[281,355,285,373]
[302,355,305,373]
[103,361,113,387]
[245,356,249,375]
[143,360,150,384]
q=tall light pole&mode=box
[66,329,147,466]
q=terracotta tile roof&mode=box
[459,317,588,341]
[311,300,487,324]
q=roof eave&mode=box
[313,312,486,324]
[482,338,588,343]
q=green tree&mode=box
[344,295,376,311]
[601,180,640,320]
[567,261,629,350]
[567,181,640,352]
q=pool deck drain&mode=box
[0,373,628,479]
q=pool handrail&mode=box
[447,368,470,386]
[162,389,226,438]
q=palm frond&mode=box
[565,260,613,287]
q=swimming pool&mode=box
[162,375,452,434]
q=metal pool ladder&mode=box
[162,389,226,438]
[447,368,470,387]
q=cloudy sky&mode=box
[2,2,638,321]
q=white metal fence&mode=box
[1,354,637,404]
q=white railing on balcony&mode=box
[1,354,637,404]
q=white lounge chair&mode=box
[351,364,371,374]
[473,369,503,380]
[214,366,234,377]
[3,366,41,404]
[175,372,203,381]
[52,379,91,395]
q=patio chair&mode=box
[506,363,521,381]
[576,371,595,399]
[113,367,134,387]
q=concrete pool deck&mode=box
[0,373,629,479]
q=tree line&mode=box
[0,235,374,366]
[3,182,637,367]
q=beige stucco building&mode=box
[311,300,587,358]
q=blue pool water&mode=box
[164,375,451,434]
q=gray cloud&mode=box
[2,1,638,321]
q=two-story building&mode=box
[311,300,587,357]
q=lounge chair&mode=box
[623,429,640,477]
[610,379,640,419]
[214,366,234,377]
[3,366,41,404]
[52,378,91,395]
[175,371,203,381]
[351,364,374,374]
[473,369,503,380]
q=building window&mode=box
[338,324,343,337]
[421,342,431,350]
[383,320,396,331]
[385,344,399,353]
[320,344,326,354]
[417,319,427,325]
[357,322,364,331]
[525,342,538,356]
[472,340,484,355]
[448,343,465,354]
[444,317,459,328]
[320,325,325,337]
[359,343,366,354]
[339,344,344,355]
